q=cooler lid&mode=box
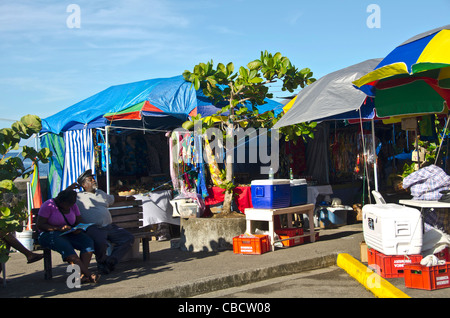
[290,179,307,185]
[251,179,290,186]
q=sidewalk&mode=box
[0,223,448,298]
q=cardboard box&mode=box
[360,241,368,263]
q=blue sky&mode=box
[0,0,449,130]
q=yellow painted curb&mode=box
[337,253,410,298]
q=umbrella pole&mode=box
[371,118,378,191]
[435,114,450,166]
[358,110,372,204]
[415,127,419,169]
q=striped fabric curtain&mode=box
[62,128,96,190]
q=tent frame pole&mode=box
[105,126,110,195]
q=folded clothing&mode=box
[402,165,450,200]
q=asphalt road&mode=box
[193,265,374,298]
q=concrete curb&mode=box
[337,253,410,298]
[135,254,339,298]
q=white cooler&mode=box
[362,203,423,255]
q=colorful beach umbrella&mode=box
[353,25,450,118]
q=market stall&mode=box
[39,74,285,235]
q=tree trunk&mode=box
[222,124,234,214]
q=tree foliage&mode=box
[0,115,51,263]
[182,51,317,214]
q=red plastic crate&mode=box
[304,231,319,243]
[404,262,450,290]
[275,228,304,247]
[233,234,270,255]
[367,248,377,266]
[367,248,423,278]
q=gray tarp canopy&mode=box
[273,58,382,129]
[273,58,383,192]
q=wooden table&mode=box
[244,204,317,251]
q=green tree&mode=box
[0,115,51,263]
[183,51,316,214]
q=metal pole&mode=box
[105,126,110,194]
[371,118,378,191]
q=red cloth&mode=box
[285,139,306,176]
[204,186,253,214]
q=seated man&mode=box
[75,170,135,274]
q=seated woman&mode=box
[37,189,100,284]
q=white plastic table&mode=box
[399,199,450,233]
[399,199,450,209]
[244,204,317,251]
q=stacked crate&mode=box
[362,203,450,290]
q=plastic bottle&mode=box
[289,168,293,180]
[268,167,274,179]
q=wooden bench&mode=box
[31,199,153,280]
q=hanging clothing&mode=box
[204,137,223,186]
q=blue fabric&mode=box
[41,76,198,134]
[375,33,435,73]
[41,133,65,198]
[41,74,284,134]
[195,135,208,198]
[38,231,95,261]
[195,87,284,117]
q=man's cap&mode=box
[77,169,94,185]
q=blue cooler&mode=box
[319,206,352,227]
[251,179,291,209]
[290,179,307,206]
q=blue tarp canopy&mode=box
[42,75,284,134]
[41,76,198,134]
[195,88,285,118]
